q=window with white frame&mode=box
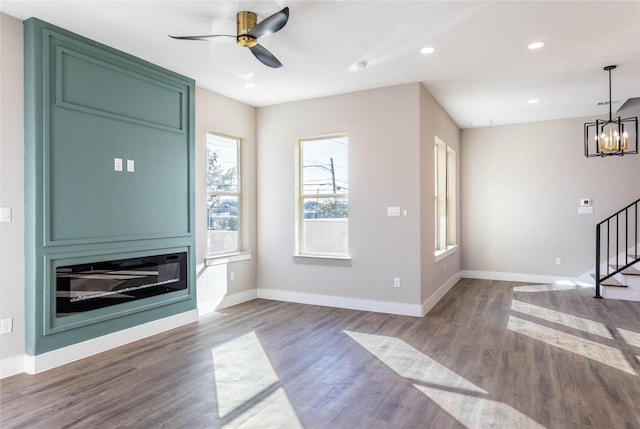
[297,135,349,257]
[435,137,456,255]
[207,132,241,255]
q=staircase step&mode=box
[591,274,627,287]
[602,277,627,287]
[622,267,640,276]
[609,266,640,276]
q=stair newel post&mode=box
[595,223,603,299]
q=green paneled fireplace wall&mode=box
[24,18,197,355]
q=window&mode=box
[207,132,241,255]
[297,135,349,257]
[435,137,456,256]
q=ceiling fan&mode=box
[169,7,289,68]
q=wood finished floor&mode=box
[3,278,640,428]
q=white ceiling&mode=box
[2,1,639,128]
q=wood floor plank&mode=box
[2,278,640,428]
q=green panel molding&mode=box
[24,18,196,355]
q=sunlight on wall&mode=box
[345,331,546,428]
[211,331,302,428]
[511,300,613,339]
[507,316,636,375]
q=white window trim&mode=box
[206,131,243,257]
[434,137,457,259]
[205,252,252,266]
[295,134,349,259]
[434,245,458,263]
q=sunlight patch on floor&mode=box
[345,331,486,393]
[511,299,613,339]
[211,331,280,418]
[222,387,303,429]
[507,316,636,375]
[345,331,548,428]
[617,328,640,348]
[413,385,546,429]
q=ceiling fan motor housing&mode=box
[237,11,258,47]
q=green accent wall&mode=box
[24,18,196,355]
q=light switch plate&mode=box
[578,206,593,215]
[114,158,123,171]
[127,159,135,172]
[0,207,11,222]
[387,207,401,217]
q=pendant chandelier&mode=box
[584,65,638,157]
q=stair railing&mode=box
[595,197,640,298]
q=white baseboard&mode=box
[422,272,461,316]
[20,309,198,375]
[257,288,423,317]
[198,289,258,317]
[217,289,258,310]
[461,270,582,285]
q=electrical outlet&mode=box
[1,318,13,334]
[555,257,562,265]
[393,277,401,288]
[229,272,235,282]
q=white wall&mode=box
[256,84,424,314]
[0,12,26,377]
[461,116,640,281]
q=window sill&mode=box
[293,254,352,266]
[205,252,252,266]
[434,245,458,263]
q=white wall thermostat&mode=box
[580,198,592,207]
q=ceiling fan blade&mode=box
[249,44,283,68]
[248,7,289,39]
[169,34,235,42]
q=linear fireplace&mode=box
[56,252,188,317]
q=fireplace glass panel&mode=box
[56,252,187,317]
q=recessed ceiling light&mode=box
[420,47,436,55]
[528,99,539,104]
[528,41,544,50]
[245,82,255,88]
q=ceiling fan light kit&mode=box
[584,65,638,158]
[169,7,289,68]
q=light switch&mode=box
[578,207,593,215]
[127,159,135,172]
[387,207,401,217]
[0,207,11,222]
[114,158,123,171]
